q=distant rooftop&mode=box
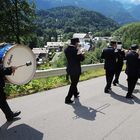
[46,42,65,46]
[32,48,48,54]
[73,33,90,39]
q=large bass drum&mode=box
[0,43,36,85]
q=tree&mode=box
[0,0,36,44]
[113,22,140,49]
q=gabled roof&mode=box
[47,42,65,46]
[73,33,90,39]
[32,48,48,54]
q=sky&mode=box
[131,0,140,3]
[116,0,140,4]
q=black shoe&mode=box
[74,92,80,98]
[74,95,80,98]
[113,82,117,86]
[65,99,74,104]
[108,87,112,90]
[7,111,21,122]
[104,89,109,93]
[126,95,133,99]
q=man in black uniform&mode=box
[113,41,125,85]
[0,63,21,121]
[101,40,117,93]
[125,44,139,99]
[64,38,85,104]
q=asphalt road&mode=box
[0,72,140,140]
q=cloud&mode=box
[115,0,140,4]
[132,0,140,4]
[131,0,140,1]
[131,0,140,3]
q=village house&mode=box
[32,48,48,64]
[45,42,66,52]
[73,33,91,43]
[73,33,93,51]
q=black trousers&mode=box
[0,88,13,119]
[127,75,138,96]
[114,64,123,83]
[65,74,80,100]
[105,69,115,90]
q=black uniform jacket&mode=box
[101,46,116,71]
[125,51,140,77]
[0,64,12,87]
[64,45,85,75]
[116,50,125,64]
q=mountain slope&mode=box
[36,6,119,34]
[128,4,140,20]
[33,0,138,24]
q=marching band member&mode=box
[0,61,21,121]
[64,38,85,104]
[113,41,125,85]
[101,40,117,93]
[125,44,140,99]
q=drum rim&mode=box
[0,43,13,62]
[3,44,36,85]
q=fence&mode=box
[34,63,104,79]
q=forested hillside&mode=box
[113,22,140,48]
[128,5,140,20]
[33,0,138,24]
[36,6,119,41]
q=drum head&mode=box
[3,44,36,85]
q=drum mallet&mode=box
[16,61,32,69]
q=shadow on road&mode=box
[118,83,128,92]
[133,89,139,94]
[0,121,43,140]
[133,95,140,104]
[71,98,110,121]
[110,91,134,104]
[119,83,139,94]
[136,82,140,86]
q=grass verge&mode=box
[5,68,105,98]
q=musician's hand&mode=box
[77,48,85,55]
[77,48,82,55]
[81,48,86,54]
[11,66,17,75]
